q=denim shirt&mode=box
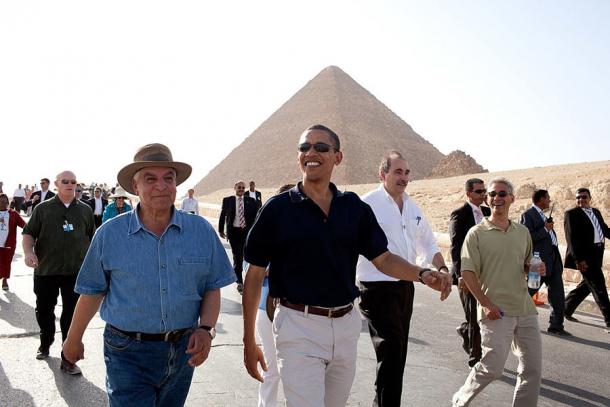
[76,205,236,333]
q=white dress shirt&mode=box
[232,196,245,227]
[356,185,439,282]
[467,201,485,225]
[94,197,103,215]
[181,197,199,215]
[533,204,558,246]
[248,190,257,199]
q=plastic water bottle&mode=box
[528,252,542,289]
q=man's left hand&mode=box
[422,270,452,300]
[186,329,212,367]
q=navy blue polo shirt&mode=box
[244,183,388,307]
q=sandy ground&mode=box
[197,160,610,243]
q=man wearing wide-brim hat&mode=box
[63,143,236,406]
[101,186,133,224]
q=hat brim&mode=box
[117,161,192,195]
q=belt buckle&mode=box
[164,331,175,342]
[328,308,333,318]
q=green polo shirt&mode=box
[23,196,95,276]
[461,218,536,320]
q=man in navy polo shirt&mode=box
[242,124,452,407]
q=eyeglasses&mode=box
[576,195,589,200]
[75,190,82,193]
[236,187,245,190]
[473,189,487,194]
[60,179,77,185]
[488,191,509,198]
[297,142,336,153]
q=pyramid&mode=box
[194,66,445,194]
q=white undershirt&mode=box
[0,210,9,247]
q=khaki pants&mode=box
[273,304,361,407]
[452,314,542,407]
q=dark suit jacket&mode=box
[219,195,258,239]
[26,190,55,211]
[248,190,263,208]
[86,197,109,215]
[449,202,491,284]
[564,206,610,269]
[520,206,561,275]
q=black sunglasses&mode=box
[473,189,487,194]
[488,191,509,198]
[61,179,78,185]
[576,195,589,200]
[297,142,336,153]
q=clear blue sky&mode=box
[1,1,608,195]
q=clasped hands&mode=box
[420,268,452,300]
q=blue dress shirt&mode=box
[76,206,236,333]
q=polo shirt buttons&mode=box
[161,264,166,269]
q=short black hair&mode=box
[306,124,340,151]
[532,189,549,204]
[0,193,8,200]
[576,187,591,197]
[40,178,50,184]
[465,178,485,192]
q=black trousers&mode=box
[93,214,103,228]
[457,288,481,367]
[228,226,247,285]
[565,247,610,325]
[528,246,566,329]
[13,197,25,214]
[33,274,80,348]
[359,280,414,407]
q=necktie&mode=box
[238,198,246,228]
[538,209,558,246]
[473,207,484,224]
[584,208,604,242]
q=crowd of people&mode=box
[0,125,608,407]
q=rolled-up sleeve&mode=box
[75,230,108,295]
[358,202,389,261]
[244,203,273,268]
[460,229,481,278]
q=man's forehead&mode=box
[489,182,508,191]
[300,129,333,144]
[140,167,176,176]
[389,157,409,171]
[58,172,76,180]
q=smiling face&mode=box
[297,129,342,183]
[132,166,177,213]
[576,191,591,209]
[487,181,514,215]
[234,182,246,197]
[380,157,410,197]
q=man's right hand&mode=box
[62,338,84,364]
[219,231,226,239]
[243,340,267,382]
[32,195,40,202]
[481,301,503,320]
[544,221,554,231]
[577,260,588,273]
[24,253,38,268]
[458,277,469,293]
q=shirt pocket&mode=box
[176,256,210,296]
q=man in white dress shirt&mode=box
[181,189,199,215]
[356,150,451,407]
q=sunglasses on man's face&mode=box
[472,189,487,194]
[60,179,77,185]
[576,195,589,200]
[487,191,509,198]
[297,142,335,153]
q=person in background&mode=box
[0,193,26,291]
[26,178,55,213]
[181,188,200,215]
[87,187,108,228]
[12,184,26,214]
[248,181,263,209]
[101,187,132,223]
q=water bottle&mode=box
[528,252,542,289]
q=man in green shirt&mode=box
[452,177,545,407]
[22,170,94,375]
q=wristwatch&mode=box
[438,265,449,273]
[418,268,432,284]
[198,325,216,340]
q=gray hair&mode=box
[489,177,514,195]
[379,150,406,174]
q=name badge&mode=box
[63,221,74,232]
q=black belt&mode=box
[109,324,191,343]
[593,242,604,248]
[279,299,353,318]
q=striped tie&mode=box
[584,208,604,242]
[238,198,246,228]
[538,209,558,246]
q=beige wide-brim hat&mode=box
[109,186,129,199]
[117,143,192,194]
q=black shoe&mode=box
[565,315,579,322]
[547,327,572,336]
[36,346,50,360]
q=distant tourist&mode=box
[248,181,263,209]
[356,150,452,406]
[0,193,26,291]
[449,178,491,367]
[242,124,450,407]
[101,187,132,223]
[520,189,570,336]
[452,177,544,406]
[563,188,610,331]
[63,143,235,406]
[87,187,108,228]
[181,188,200,215]
[219,181,257,294]
[26,178,55,212]
[12,184,25,214]
[22,171,95,374]
[74,185,89,204]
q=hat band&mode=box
[140,153,172,162]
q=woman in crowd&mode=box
[101,187,133,223]
[0,193,26,290]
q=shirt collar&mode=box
[480,218,516,231]
[289,182,344,203]
[533,204,545,215]
[128,204,182,235]
[467,201,482,213]
[378,184,409,205]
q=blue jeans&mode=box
[103,325,195,407]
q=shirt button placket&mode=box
[159,238,169,329]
